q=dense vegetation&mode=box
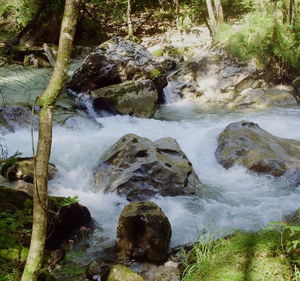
[1,0,300,80]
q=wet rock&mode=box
[94,134,201,201]
[67,37,167,102]
[133,261,180,281]
[155,56,177,72]
[216,121,300,186]
[0,157,57,183]
[47,196,92,249]
[0,186,92,249]
[91,79,158,118]
[107,265,145,281]
[292,76,300,103]
[284,209,300,226]
[229,86,297,109]
[0,106,35,134]
[23,54,51,68]
[14,180,34,196]
[116,201,171,263]
[85,259,111,281]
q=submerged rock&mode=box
[0,106,35,134]
[67,36,167,102]
[116,201,171,263]
[91,79,158,118]
[216,121,300,186]
[94,134,201,201]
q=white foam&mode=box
[4,104,300,253]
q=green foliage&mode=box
[0,259,21,281]
[215,3,300,76]
[58,196,79,207]
[182,230,294,281]
[0,199,32,251]
[268,221,300,279]
[0,192,31,281]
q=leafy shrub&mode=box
[215,9,300,77]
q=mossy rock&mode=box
[107,265,145,281]
[116,201,171,263]
[91,79,158,118]
[0,157,57,183]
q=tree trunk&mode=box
[206,0,217,36]
[214,0,224,24]
[174,0,179,28]
[20,1,79,280]
[127,0,133,37]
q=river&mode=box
[2,64,300,261]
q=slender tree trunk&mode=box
[174,0,179,28]
[127,0,133,37]
[21,1,79,280]
[206,0,217,36]
[214,0,223,24]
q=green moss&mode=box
[149,68,162,80]
[0,248,28,262]
[152,48,164,57]
[107,265,144,281]
[182,230,294,281]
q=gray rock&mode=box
[216,121,300,186]
[94,134,201,201]
[91,79,158,118]
[116,201,171,263]
[67,37,167,103]
[292,76,300,103]
[0,106,34,134]
[86,259,111,281]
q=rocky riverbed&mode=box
[1,31,300,280]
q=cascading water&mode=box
[2,64,300,262]
[4,97,300,260]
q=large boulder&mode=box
[67,37,167,103]
[216,121,300,186]
[115,201,171,263]
[91,79,158,118]
[94,134,201,201]
[0,157,57,183]
[0,186,92,249]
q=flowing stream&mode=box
[2,64,300,261]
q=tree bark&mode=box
[206,0,217,36]
[20,1,79,280]
[214,0,224,24]
[174,0,179,28]
[127,0,133,37]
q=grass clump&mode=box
[182,230,294,281]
